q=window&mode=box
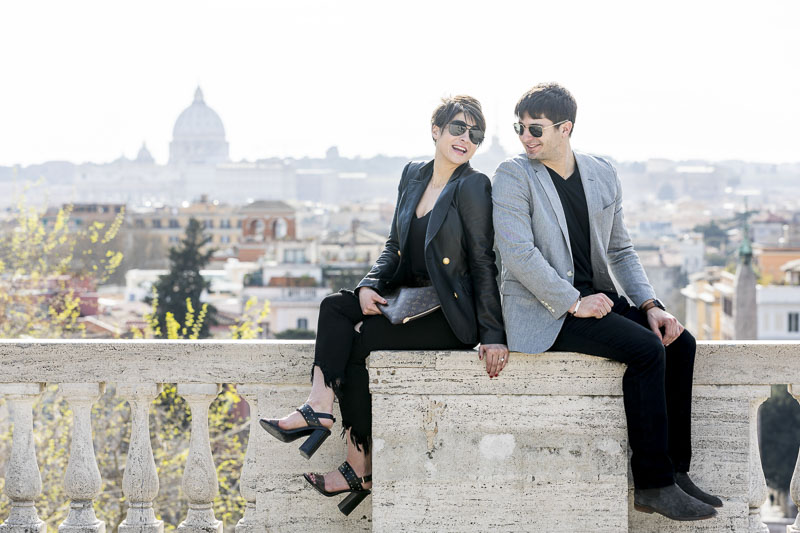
[274,218,288,239]
[134,219,145,228]
[284,249,307,263]
[722,297,733,316]
[152,219,162,229]
[221,235,230,244]
[790,313,799,333]
[297,318,308,330]
[168,219,180,228]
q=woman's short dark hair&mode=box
[515,83,577,136]
[431,95,486,144]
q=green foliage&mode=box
[229,297,270,340]
[147,218,217,339]
[761,385,800,491]
[274,328,316,340]
[693,220,729,250]
[0,193,124,338]
[0,207,249,529]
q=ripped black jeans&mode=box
[313,290,474,453]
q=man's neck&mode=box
[541,148,576,179]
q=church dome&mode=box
[172,87,226,140]
[136,142,155,164]
[169,87,230,166]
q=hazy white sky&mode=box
[1,0,798,167]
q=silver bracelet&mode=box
[572,297,582,316]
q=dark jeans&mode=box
[313,290,474,453]
[549,293,696,489]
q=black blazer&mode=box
[357,160,506,345]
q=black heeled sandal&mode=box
[304,461,372,516]
[259,403,336,459]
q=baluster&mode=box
[748,393,770,533]
[58,383,106,533]
[118,383,164,533]
[176,383,222,533]
[235,384,267,532]
[786,383,800,533]
[0,383,46,533]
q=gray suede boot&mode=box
[675,472,723,508]
[634,483,718,521]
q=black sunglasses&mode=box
[513,119,568,138]
[447,120,484,145]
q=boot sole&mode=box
[634,503,718,521]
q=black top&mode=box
[546,164,594,296]
[357,160,505,345]
[408,211,431,284]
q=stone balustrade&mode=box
[0,340,798,532]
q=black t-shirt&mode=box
[409,211,431,283]
[546,164,594,296]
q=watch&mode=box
[641,298,666,312]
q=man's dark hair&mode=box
[515,83,577,136]
[431,95,486,144]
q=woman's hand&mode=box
[358,287,387,315]
[479,343,509,378]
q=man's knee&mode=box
[668,329,696,362]
[633,333,667,371]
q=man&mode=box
[491,83,721,521]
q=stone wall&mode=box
[0,341,799,532]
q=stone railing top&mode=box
[369,341,800,393]
[0,340,797,389]
[0,339,314,384]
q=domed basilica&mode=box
[169,87,229,166]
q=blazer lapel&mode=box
[574,152,605,270]
[529,159,572,257]
[397,162,432,252]
[425,162,470,247]
[575,153,602,217]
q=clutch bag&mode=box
[378,285,441,325]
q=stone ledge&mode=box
[369,351,625,395]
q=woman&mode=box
[260,95,508,515]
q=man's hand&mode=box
[646,308,684,345]
[479,344,509,378]
[571,293,614,319]
[358,287,387,315]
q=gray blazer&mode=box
[491,151,655,354]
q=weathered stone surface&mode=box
[252,385,371,532]
[118,383,164,533]
[1,341,798,532]
[0,340,315,384]
[370,360,629,532]
[370,351,624,396]
[234,384,266,533]
[0,383,46,533]
[692,342,800,385]
[176,384,223,533]
[627,385,768,533]
[786,384,800,533]
[373,397,628,532]
[59,383,106,533]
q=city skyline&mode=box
[1,1,798,167]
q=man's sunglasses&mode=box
[513,119,569,138]
[447,120,484,145]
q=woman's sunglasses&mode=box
[513,119,569,138]
[447,120,484,145]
